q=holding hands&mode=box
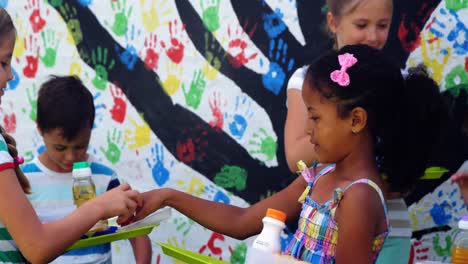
[93,183,143,222]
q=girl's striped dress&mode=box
[283,163,389,263]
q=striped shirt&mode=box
[0,134,27,263]
[22,155,120,264]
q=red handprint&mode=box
[25,0,48,33]
[397,2,434,52]
[465,57,468,72]
[208,92,225,131]
[198,232,225,258]
[0,102,16,134]
[22,34,40,78]
[176,138,195,163]
[176,126,208,163]
[408,239,430,264]
[161,20,187,64]
[227,21,258,69]
[109,83,127,123]
[143,33,161,71]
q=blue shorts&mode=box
[376,237,411,264]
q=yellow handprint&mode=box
[177,175,205,196]
[163,62,183,95]
[13,16,27,58]
[202,61,219,81]
[139,0,171,32]
[124,115,151,149]
[420,31,452,84]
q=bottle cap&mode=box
[72,161,91,178]
[459,215,468,230]
[73,161,89,169]
[266,208,286,223]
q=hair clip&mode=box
[330,53,357,86]
[13,156,24,167]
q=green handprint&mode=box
[214,165,247,191]
[200,0,220,32]
[445,65,468,92]
[109,0,133,36]
[230,242,247,264]
[173,217,195,236]
[433,232,453,257]
[249,128,277,161]
[40,29,61,68]
[86,46,115,90]
[59,3,83,45]
[48,0,63,7]
[24,84,38,121]
[100,128,126,164]
[446,0,468,11]
[182,70,207,109]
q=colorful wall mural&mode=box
[1,0,466,263]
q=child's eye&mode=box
[355,24,367,29]
[378,23,389,29]
[310,116,319,122]
[55,146,65,151]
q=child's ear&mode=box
[349,107,367,134]
[327,12,338,34]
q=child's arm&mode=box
[0,168,140,264]
[285,89,318,171]
[127,175,307,240]
[129,236,152,264]
[335,184,385,264]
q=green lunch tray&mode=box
[67,224,159,251]
[158,242,229,264]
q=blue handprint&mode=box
[262,4,286,39]
[261,38,294,95]
[78,0,93,7]
[146,143,171,186]
[228,95,254,140]
[115,24,141,71]
[429,8,468,55]
[6,67,19,91]
[204,184,230,204]
[92,92,106,129]
[431,185,466,226]
[0,0,8,8]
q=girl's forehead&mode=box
[343,0,393,16]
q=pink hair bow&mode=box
[13,156,24,167]
[330,53,357,86]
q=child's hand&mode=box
[93,183,142,221]
[118,189,168,225]
[451,171,468,186]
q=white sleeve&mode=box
[287,66,307,91]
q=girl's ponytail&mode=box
[0,127,31,194]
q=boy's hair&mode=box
[305,44,448,193]
[37,75,95,141]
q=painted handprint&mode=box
[198,232,225,259]
[78,0,93,7]
[25,0,47,33]
[0,101,16,133]
[57,3,83,45]
[100,128,125,165]
[262,5,286,39]
[40,29,61,68]
[163,62,183,96]
[84,46,115,91]
[446,0,468,12]
[22,34,40,78]
[227,95,254,140]
[161,20,187,64]
[398,2,435,52]
[176,175,205,196]
[107,0,132,36]
[419,31,451,84]
[173,216,195,236]
[6,67,20,91]
[261,38,294,95]
[24,84,38,121]
[143,33,162,71]
[410,240,430,262]
[249,128,277,161]
[227,21,258,69]
[176,126,209,163]
[204,184,230,204]
[208,91,225,130]
[124,115,151,149]
[202,32,225,80]
[146,143,173,186]
[433,231,454,258]
[114,24,142,71]
[109,83,127,124]
[229,242,247,264]
[213,165,247,191]
[200,0,220,32]
[13,17,27,59]
[428,8,468,55]
[182,69,207,110]
[445,64,468,91]
[139,0,171,32]
[93,92,106,129]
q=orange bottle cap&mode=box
[266,208,286,222]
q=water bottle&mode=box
[452,215,468,264]
[252,208,286,253]
[72,161,108,232]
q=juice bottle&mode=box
[452,215,468,264]
[72,161,108,232]
[252,208,287,253]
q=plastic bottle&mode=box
[252,208,286,253]
[72,161,108,232]
[452,215,468,264]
